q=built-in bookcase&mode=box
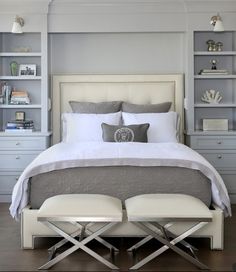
[0,32,50,202]
[193,31,236,132]
[0,32,48,134]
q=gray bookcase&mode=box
[0,32,51,202]
[186,31,236,203]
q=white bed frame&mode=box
[21,74,224,249]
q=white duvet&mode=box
[10,142,231,220]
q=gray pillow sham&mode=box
[122,102,172,113]
[69,101,122,113]
[101,123,150,143]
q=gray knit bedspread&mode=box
[29,166,211,208]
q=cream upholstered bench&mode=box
[37,194,122,270]
[125,194,213,270]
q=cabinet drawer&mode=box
[190,136,236,150]
[199,152,236,169]
[0,152,39,170]
[0,172,21,194]
[0,137,47,150]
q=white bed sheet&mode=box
[10,142,231,220]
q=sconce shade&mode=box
[214,19,224,32]
[211,13,224,32]
[11,16,24,34]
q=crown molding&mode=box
[48,0,236,14]
[0,0,52,14]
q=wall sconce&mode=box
[12,16,24,34]
[210,13,224,32]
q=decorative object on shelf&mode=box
[203,119,228,131]
[201,90,222,104]
[211,59,217,70]
[216,42,223,51]
[206,40,223,52]
[10,61,18,76]
[1,82,12,105]
[0,82,4,104]
[210,13,224,32]
[11,15,24,34]
[15,111,25,121]
[199,59,228,75]
[0,95,4,104]
[206,40,215,51]
[10,90,30,105]
[19,64,36,76]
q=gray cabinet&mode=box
[0,32,51,201]
[0,135,49,202]
[186,31,236,203]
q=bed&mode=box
[12,74,228,249]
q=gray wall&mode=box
[49,33,185,74]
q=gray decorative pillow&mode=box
[69,101,122,113]
[101,123,150,142]
[122,102,171,113]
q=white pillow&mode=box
[62,112,121,142]
[122,111,179,143]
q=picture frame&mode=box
[19,64,36,76]
[15,111,25,121]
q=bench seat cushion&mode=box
[38,194,122,222]
[125,194,212,222]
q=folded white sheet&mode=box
[10,142,231,220]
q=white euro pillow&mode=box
[122,111,179,143]
[62,112,121,142]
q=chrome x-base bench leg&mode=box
[37,194,123,270]
[47,222,119,254]
[125,194,213,271]
[127,222,198,252]
[129,221,209,270]
[39,221,119,270]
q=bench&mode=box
[125,193,213,270]
[37,194,122,270]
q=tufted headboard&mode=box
[52,74,184,144]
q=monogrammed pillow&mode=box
[101,123,150,142]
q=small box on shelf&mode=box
[202,119,228,131]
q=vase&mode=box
[10,61,18,76]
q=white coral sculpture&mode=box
[201,89,222,104]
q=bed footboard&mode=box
[21,205,224,250]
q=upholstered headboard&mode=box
[52,74,184,144]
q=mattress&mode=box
[29,166,211,209]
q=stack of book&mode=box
[199,69,229,75]
[10,91,30,105]
[5,120,34,132]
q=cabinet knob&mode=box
[217,155,222,159]
[15,142,20,146]
[15,177,19,181]
[217,141,222,145]
[15,156,20,160]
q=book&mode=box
[199,69,229,75]
[10,90,30,104]
[5,128,34,132]
[5,120,34,131]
